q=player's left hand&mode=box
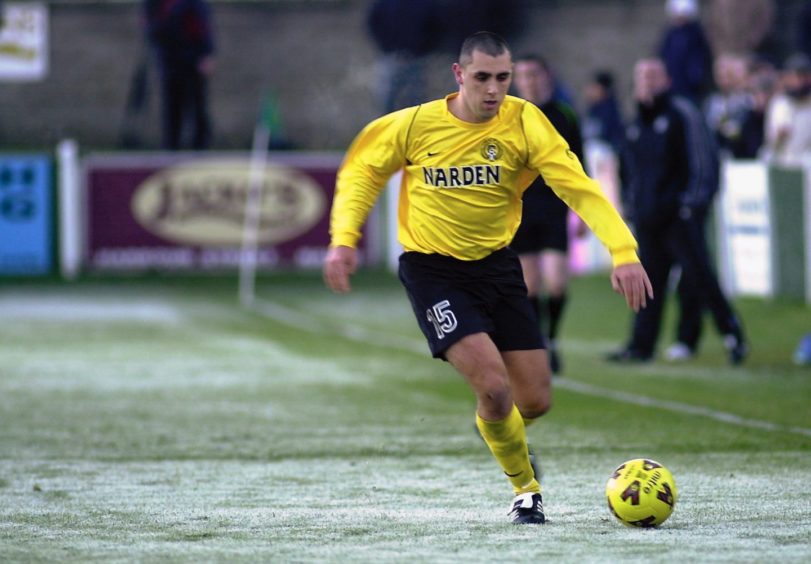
[610,262,653,312]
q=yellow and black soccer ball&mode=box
[605,458,678,527]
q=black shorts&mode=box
[511,182,569,254]
[398,248,545,359]
[510,211,569,254]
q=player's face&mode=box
[633,59,670,104]
[453,49,513,123]
[513,60,551,104]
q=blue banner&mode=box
[0,155,53,275]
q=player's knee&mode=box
[546,281,566,297]
[519,395,552,420]
[476,378,513,415]
[481,382,511,408]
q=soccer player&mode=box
[510,54,586,375]
[324,31,652,524]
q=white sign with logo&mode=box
[716,161,772,296]
[0,2,48,81]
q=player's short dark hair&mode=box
[459,31,511,65]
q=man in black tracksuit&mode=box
[609,57,747,364]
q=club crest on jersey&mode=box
[480,138,503,162]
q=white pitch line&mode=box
[252,298,331,334]
[555,379,811,438]
[251,298,427,354]
[251,297,811,439]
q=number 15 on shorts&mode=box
[427,300,458,339]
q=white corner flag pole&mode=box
[57,139,81,280]
[239,123,271,307]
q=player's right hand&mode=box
[323,245,358,294]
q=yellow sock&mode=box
[476,405,540,495]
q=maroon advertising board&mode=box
[84,153,357,271]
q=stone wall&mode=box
[0,0,803,152]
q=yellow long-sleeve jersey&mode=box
[330,93,639,266]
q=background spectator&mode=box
[734,64,778,158]
[144,0,215,150]
[707,0,776,58]
[798,1,811,63]
[366,0,440,114]
[794,333,811,365]
[703,54,753,157]
[658,0,713,103]
[581,70,625,157]
[764,52,811,166]
[438,0,525,55]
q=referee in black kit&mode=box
[509,54,585,375]
[608,57,747,365]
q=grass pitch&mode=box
[0,271,809,562]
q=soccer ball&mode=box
[605,458,678,527]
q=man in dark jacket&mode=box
[609,57,747,364]
[144,0,214,150]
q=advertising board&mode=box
[84,153,347,271]
[0,154,52,275]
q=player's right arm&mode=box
[324,107,414,293]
